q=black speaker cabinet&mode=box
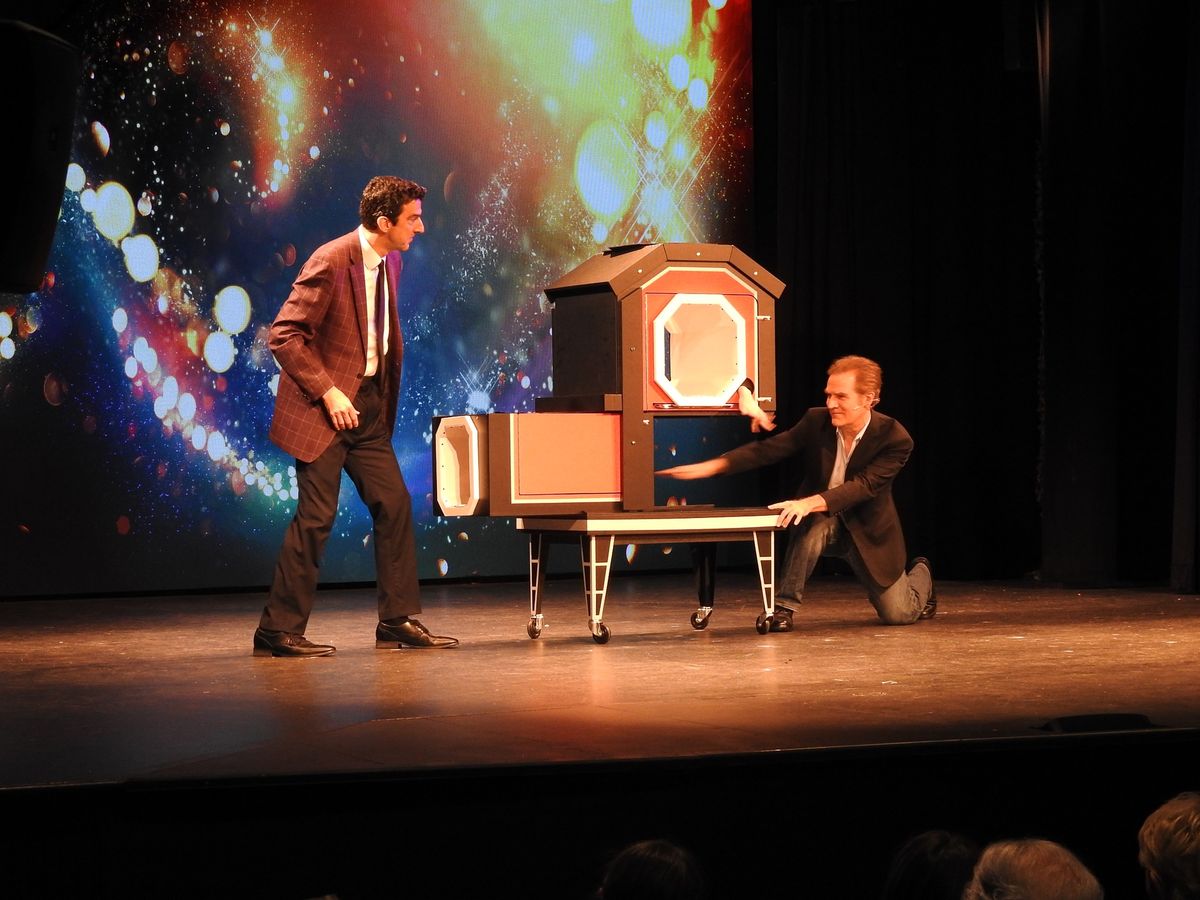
[0,20,80,294]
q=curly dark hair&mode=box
[359,176,427,230]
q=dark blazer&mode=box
[721,407,913,587]
[267,230,403,462]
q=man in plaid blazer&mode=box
[253,176,459,656]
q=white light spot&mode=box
[571,32,596,65]
[91,121,111,156]
[66,163,86,192]
[632,0,690,47]
[203,331,236,373]
[161,376,179,407]
[213,285,251,334]
[644,111,669,149]
[206,429,227,461]
[93,181,136,241]
[177,392,196,422]
[667,55,689,91]
[121,233,159,282]
[466,389,491,413]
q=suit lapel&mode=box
[347,232,369,360]
[385,253,402,357]
[816,412,885,484]
[846,415,885,476]
[818,414,837,486]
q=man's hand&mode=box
[736,385,777,433]
[322,386,360,431]
[768,495,827,527]
[655,458,731,480]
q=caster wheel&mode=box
[592,624,611,644]
[527,621,542,639]
[755,614,772,635]
[690,611,710,630]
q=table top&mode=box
[515,507,783,534]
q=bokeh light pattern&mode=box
[0,0,752,596]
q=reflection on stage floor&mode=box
[2,573,1197,899]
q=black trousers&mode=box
[259,374,422,635]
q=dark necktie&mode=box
[376,259,388,366]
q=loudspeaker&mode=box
[0,20,80,294]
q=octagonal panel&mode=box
[652,293,747,407]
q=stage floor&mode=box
[2,571,1198,791]
[3,572,1200,899]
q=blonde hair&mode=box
[828,355,882,405]
[964,839,1103,900]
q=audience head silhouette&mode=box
[1139,791,1200,900]
[598,839,708,900]
[880,829,981,900]
[963,838,1103,900]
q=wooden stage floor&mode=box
[2,572,1198,898]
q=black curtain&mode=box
[754,0,1200,586]
[754,1,1043,579]
[1175,6,1200,593]
[1036,0,1188,585]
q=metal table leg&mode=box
[527,533,547,639]
[689,544,716,629]
[752,529,776,634]
[580,533,615,643]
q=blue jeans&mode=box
[777,513,929,625]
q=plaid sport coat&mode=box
[267,229,403,462]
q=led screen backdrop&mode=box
[0,0,753,596]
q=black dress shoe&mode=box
[376,619,459,649]
[253,628,335,657]
[770,603,795,633]
[910,557,938,620]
